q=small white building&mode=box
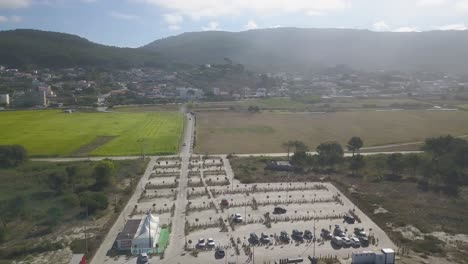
[352,248,395,264]
[0,94,9,106]
[115,213,160,254]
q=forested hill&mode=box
[0,29,165,69]
[143,28,468,74]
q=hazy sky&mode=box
[0,0,467,47]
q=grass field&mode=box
[196,110,468,154]
[0,110,183,156]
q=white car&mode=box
[342,237,352,247]
[207,238,216,247]
[351,237,361,247]
[197,238,206,248]
[233,213,243,222]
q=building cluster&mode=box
[1,64,467,109]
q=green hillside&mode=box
[0,29,165,69]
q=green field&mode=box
[196,110,468,154]
[0,110,183,156]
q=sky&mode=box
[0,0,468,47]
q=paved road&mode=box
[161,113,194,263]
[90,156,157,264]
[90,113,194,264]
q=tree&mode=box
[282,141,309,161]
[65,166,79,192]
[347,137,363,156]
[93,160,116,190]
[282,141,295,161]
[316,142,344,169]
[79,191,109,214]
[349,155,365,176]
[405,154,421,177]
[386,153,404,176]
[0,145,28,168]
[47,170,68,193]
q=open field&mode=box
[0,110,183,156]
[190,97,431,112]
[195,110,468,154]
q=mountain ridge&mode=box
[144,27,468,74]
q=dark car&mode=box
[344,214,356,224]
[273,207,287,214]
[220,199,229,207]
[321,229,333,240]
[279,231,291,242]
[303,230,313,240]
[292,229,304,242]
[249,233,259,244]
[359,236,369,247]
[137,253,149,264]
[260,233,271,244]
[354,227,367,237]
[333,226,346,237]
[215,248,225,259]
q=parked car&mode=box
[137,253,149,264]
[249,233,259,244]
[220,199,229,207]
[342,237,352,247]
[197,238,206,248]
[233,213,243,223]
[354,227,367,237]
[260,233,271,244]
[351,237,361,247]
[332,236,343,246]
[215,248,225,259]
[321,229,333,240]
[182,143,186,146]
[359,236,369,247]
[333,226,346,237]
[344,214,356,224]
[279,231,291,242]
[273,207,287,214]
[303,230,313,240]
[292,229,304,242]
[207,238,215,248]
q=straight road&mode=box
[90,156,157,264]
[90,113,194,264]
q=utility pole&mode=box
[148,213,152,252]
[84,205,88,255]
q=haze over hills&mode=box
[0,29,165,69]
[144,28,468,74]
[2,28,468,74]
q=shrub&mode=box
[79,191,109,213]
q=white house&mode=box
[115,213,160,254]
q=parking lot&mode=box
[103,155,395,264]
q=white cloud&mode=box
[0,0,30,9]
[393,26,420,32]
[372,21,390,31]
[163,13,183,24]
[133,0,350,18]
[306,10,326,16]
[416,0,448,7]
[456,0,468,12]
[202,21,220,31]
[244,19,258,30]
[0,15,22,23]
[168,24,181,30]
[163,13,183,30]
[435,23,467,30]
[109,11,139,20]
